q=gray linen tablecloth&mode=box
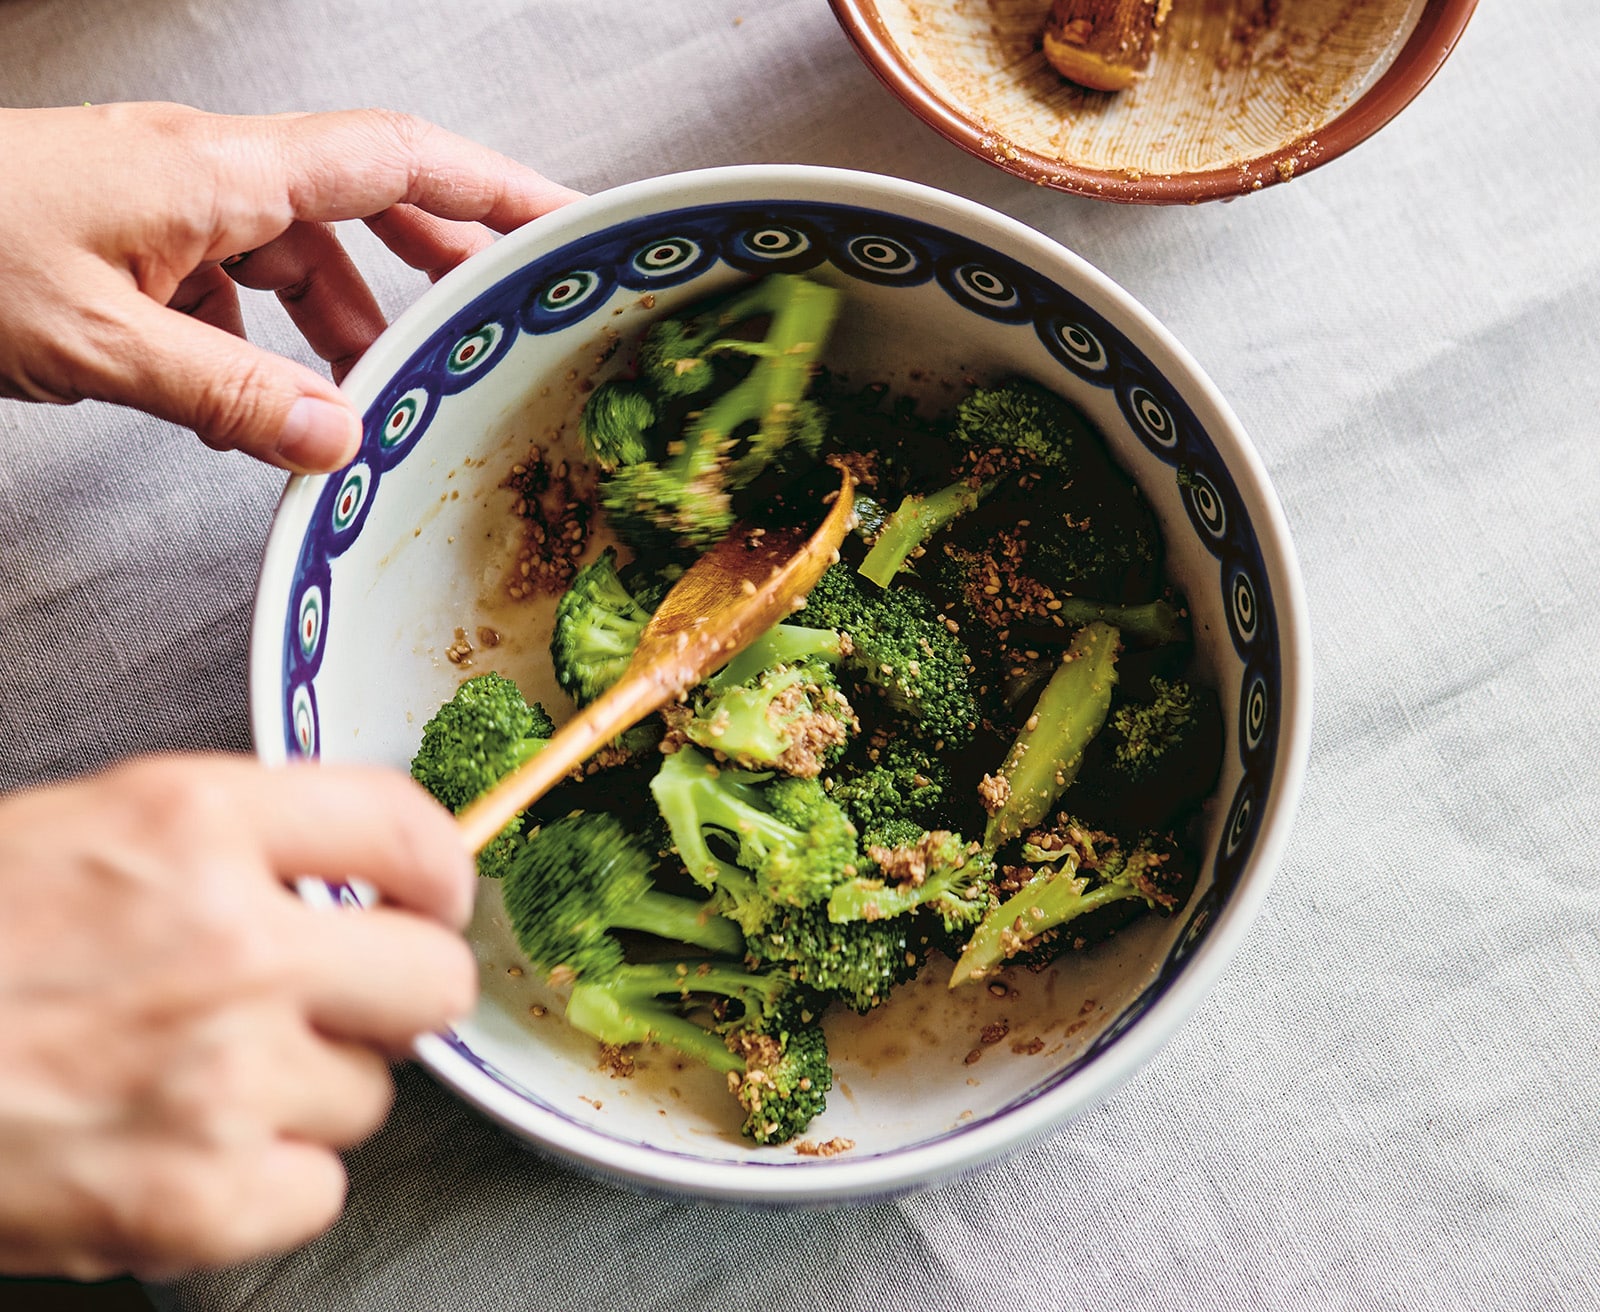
[3,1,1599,1308]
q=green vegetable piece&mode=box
[501,813,743,982]
[410,671,555,878]
[550,548,654,706]
[564,959,832,1145]
[827,830,994,933]
[951,822,1186,986]
[983,621,1121,850]
[578,378,656,471]
[858,478,995,588]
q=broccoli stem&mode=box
[565,959,785,1072]
[614,891,746,956]
[1048,597,1186,645]
[827,879,924,924]
[949,861,1138,986]
[690,275,841,484]
[857,479,993,588]
[984,621,1120,850]
[566,979,745,1074]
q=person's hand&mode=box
[0,102,581,473]
[0,755,478,1280]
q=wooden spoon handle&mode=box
[454,674,664,853]
[455,469,855,855]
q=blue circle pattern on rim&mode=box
[279,200,1281,1168]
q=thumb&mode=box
[92,288,363,472]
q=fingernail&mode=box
[280,396,361,472]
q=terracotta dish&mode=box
[829,0,1478,203]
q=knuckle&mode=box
[368,107,429,154]
[179,1042,263,1137]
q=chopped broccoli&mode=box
[598,273,842,550]
[857,476,995,589]
[852,377,1098,587]
[983,621,1121,850]
[637,276,828,400]
[649,745,861,929]
[711,621,846,688]
[550,548,654,705]
[410,671,555,878]
[578,378,655,471]
[951,376,1100,474]
[500,813,828,1144]
[815,375,952,492]
[746,902,929,1014]
[793,565,979,747]
[827,830,995,934]
[665,660,857,778]
[565,960,831,1144]
[1019,492,1163,607]
[725,1020,833,1146]
[1073,675,1223,832]
[828,739,950,840]
[950,819,1190,986]
[601,433,737,554]
[791,560,872,633]
[501,813,744,981]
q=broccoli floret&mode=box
[505,811,830,1143]
[410,671,555,878]
[501,813,744,982]
[829,739,950,839]
[792,560,872,633]
[924,383,1164,640]
[712,621,846,687]
[746,902,929,1013]
[951,377,1099,474]
[600,426,737,552]
[1020,495,1163,607]
[600,274,842,550]
[662,619,854,780]
[1073,675,1223,832]
[565,959,831,1144]
[983,621,1121,850]
[550,548,654,705]
[411,671,554,809]
[578,378,655,471]
[950,819,1190,986]
[725,1020,833,1146]
[827,830,995,934]
[649,745,861,930]
[665,661,857,778]
[637,276,828,400]
[793,565,979,748]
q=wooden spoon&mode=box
[455,471,857,852]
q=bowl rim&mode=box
[826,0,1479,204]
[250,163,1314,1203]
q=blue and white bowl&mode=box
[249,166,1312,1204]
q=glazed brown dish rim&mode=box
[828,0,1480,204]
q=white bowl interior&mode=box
[251,168,1308,1201]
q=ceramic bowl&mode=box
[829,0,1478,203]
[249,165,1312,1203]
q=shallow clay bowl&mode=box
[830,0,1478,203]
